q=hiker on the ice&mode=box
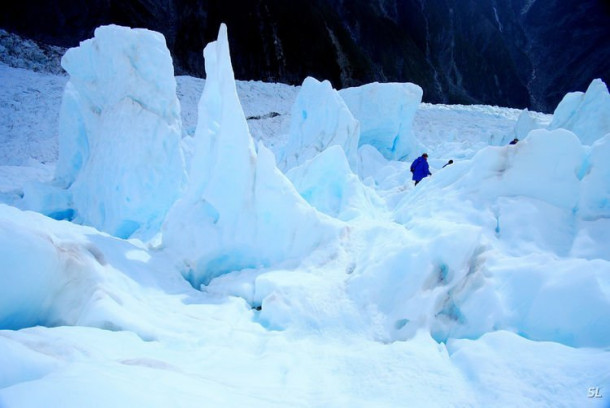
[509,138,519,145]
[410,153,432,186]
[442,159,454,168]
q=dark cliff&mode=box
[2,0,609,112]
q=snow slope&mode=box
[1,25,609,408]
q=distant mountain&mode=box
[2,0,609,112]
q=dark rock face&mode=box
[2,0,609,112]
[518,0,610,111]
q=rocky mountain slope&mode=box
[2,0,609,112]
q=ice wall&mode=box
[339,82,423,161]
[162,25,339,289]
[549,78,610,145]
[54,25,186,238]
[278,77,359,171]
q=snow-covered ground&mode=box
[1,25,609,407]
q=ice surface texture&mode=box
[55,25,186,239]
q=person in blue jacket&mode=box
[410,153,431,186]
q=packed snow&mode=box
[1,24,609,408]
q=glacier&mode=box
[1,24,609,408]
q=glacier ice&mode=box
[1,23,610,408]
[385,128,610,347]
[278,76,359,171]
[161,24,340,289]
[339,81,423,161]
[549,78,610,145]
[512,108,538,142]
[53,24,186,239]
[285,145,385,220]
[0,204,125,331]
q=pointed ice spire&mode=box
[162,24,339,288]
[187,24,256,214]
